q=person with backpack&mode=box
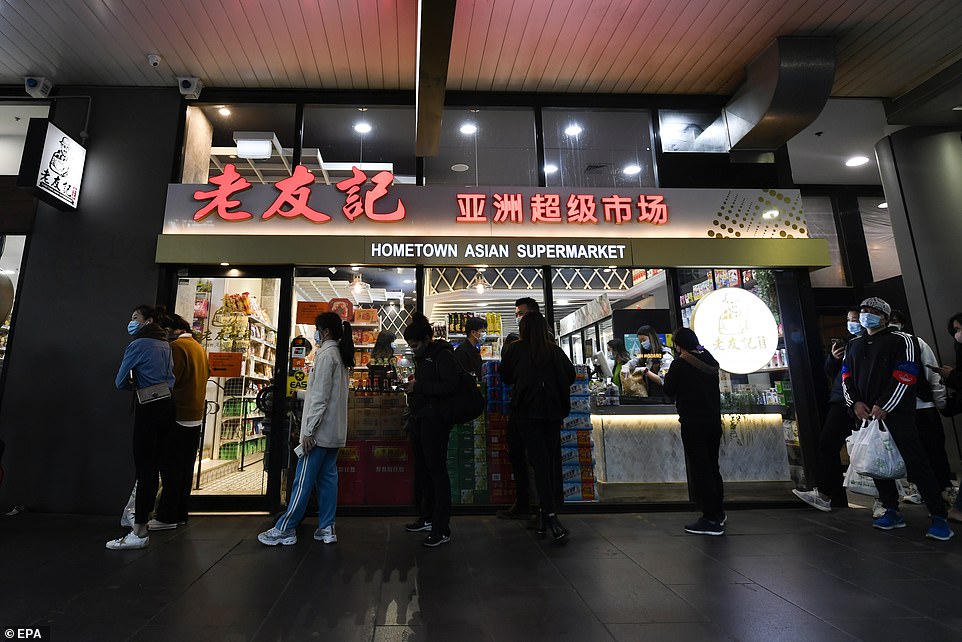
[258,312,353,546]
[402,313,461,547]
[500,311,576,544]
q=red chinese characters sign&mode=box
[193,164,407,224]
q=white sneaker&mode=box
[147,519,178,531]
[872,499,886,518]
[106,531,149,550]
[314,524,337,544]
[792,488,831,512]
[257,527,297,546]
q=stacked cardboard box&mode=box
[346,391,408,439]
[447,417,489,504]
[562,370,597,502]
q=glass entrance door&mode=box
[172,275,282,496]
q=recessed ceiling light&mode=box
[878,202,888,209]
[351,266,360,271]
[354,122,372,134]
[622,164,641,175]
[357,107,368,112]
[544,164,558,174]
[564,124,582,136]
[403,279,413,284]
[845,156,870,167]
[218,107,231,117]
[459,123,478,135]
[220,262,230,266]
[762,209,779,219]
[451,163,469,172]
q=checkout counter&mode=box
[590,401,793,502]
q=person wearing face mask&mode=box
[107,304,176,550]
[258,312,353,546]
[606,338,630,395]
[150,312,209,531]
[841,297,953,540]
[368,331,398,390]
[401,312,461,547]
[454,316,487,380]
[793,309,864,513]
[623,326,673,397]
[934,312,962,393]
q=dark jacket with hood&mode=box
[500,341,576,421]
[662,348,721,424]
[407,339,460,420]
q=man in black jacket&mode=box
[842,297,952,540]
[453,316,486,380]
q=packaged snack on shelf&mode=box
[570,379,590,395]
[560,429,592,449]
[354,308,378,325]
[569,395,591,414]
[563,414,592,431]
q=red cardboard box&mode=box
[365,440,414,505]
[337,441,366,505]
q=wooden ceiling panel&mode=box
[396,0,418,90]
[473,0,515,92]
[593,1,673,94]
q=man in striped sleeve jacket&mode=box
[841,297,953,540]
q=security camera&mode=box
[146,53,162,68]
[176,76,203,100]
[24,76,52,99]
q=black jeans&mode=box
[680,418,724,523]
[132,398,175,525]
[156,423,201,523]
[914,407,952,490]
[410,415,453,535]
[506,415,530,507]
[872,409,947,517]
[815,403,858,499]
[517,419,562,515]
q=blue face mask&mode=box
[860,312,883,330]
[314,330,322,344]
[127,320,141,336]
[640,339,651,351]
[847,321,863,336]
[390,343,397,351]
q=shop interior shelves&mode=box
[356,343,375,348]
[352,323,379,328]
[249,316,275,331]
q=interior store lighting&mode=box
[544,164,558,174]
[352,273,367,294]
[218,106,231,116]
[622,164,641,175]
[878,202,888,209]
[459,123,478,135]
[354,122,372,134]
[471,272,490,295]
[845,156,870,167]
[762,209,780,219]
[564,124,583,136]
[233,131,276,159]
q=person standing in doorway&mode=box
[842,297,952,540]
[662,327,725,536]
[258,312,353,546]
[150,312,209,531]
[454,316,486,381]
[107,304,175,550]
[402,313,460,547]
[793,309,863,512]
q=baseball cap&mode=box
[859,297,891,317]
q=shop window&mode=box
[172,275,282,496]
[657,110,729,153]
[0,235,26,375]
[858,197,901,282]
[803,195,847,287]
[423,108,537,186]
[543,108,656,188]
[292,267,416,507]
[181,103,298,185]
[302,105,416,185]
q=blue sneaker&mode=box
[873,509,906,530]
[926,516,954,541]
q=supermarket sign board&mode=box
[690,287,778,374]
[163,165,807,241]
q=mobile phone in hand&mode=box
[294,444,304,458]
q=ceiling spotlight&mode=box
[763,209,780,219]
[622,164,641,175]
[470,272,490,295]
[354,122,372,134]
[352,273,366,294]
[351,266,360,271]
[878,202,888,209]
[451,163,470,172]
[544,164,558,174]
[220,262,230,266]
[218,106,231,116]
[845,156,870,167]
[459,123,478,135]
[357,107,368,112]
[564,124,582,136]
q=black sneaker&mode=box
[684,517,725,536]
[405,517,432,532]
[422,532,451,547]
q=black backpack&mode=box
[446,366,484,424]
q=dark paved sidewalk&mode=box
[3,504,962,641]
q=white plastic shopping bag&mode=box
[120,481,136,527]
[846,418,906,480]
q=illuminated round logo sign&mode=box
[691,287,778,374]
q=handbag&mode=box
[846,418,906,480]
[136,382,172,405]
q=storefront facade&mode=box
[0,87,878,517]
